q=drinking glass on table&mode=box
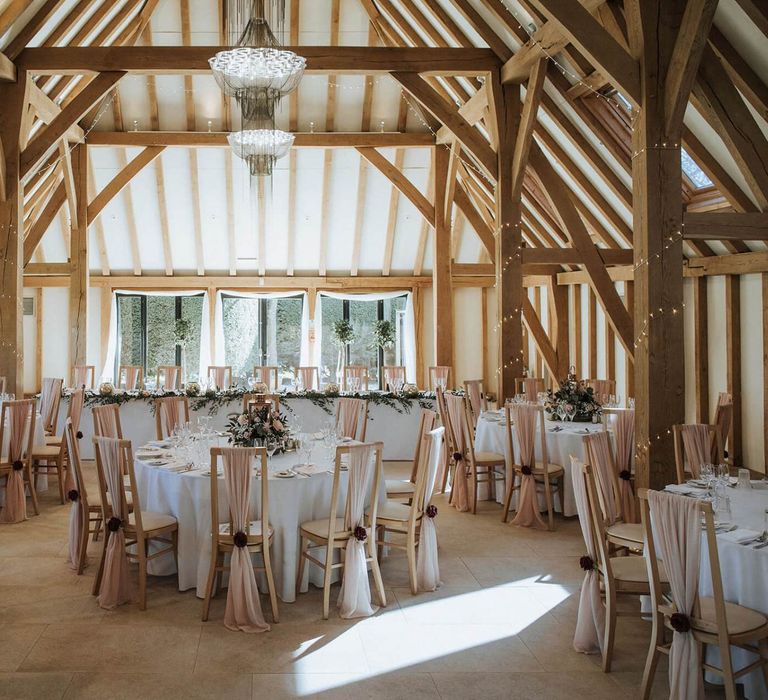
[265,438,278,471]
[565,404,576,422]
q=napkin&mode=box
[719,528,761,544]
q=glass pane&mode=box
[222,296,262,380]
[320,297,343,384]
[382,296,407,378]
[681,148,713,189]
[146,296,177,377]
[116,296,142,376]
[348,300,379,389]
[265,297,303,388]
[181,296,204,381]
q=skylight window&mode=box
[681,148,713,189]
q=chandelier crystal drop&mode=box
[228,129,294,177]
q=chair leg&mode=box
[56,456,65,505]
[758,638,768,690]
[502,472,516,523]
[171,528,179,573]
[92,529,108,596]
[26,465,39,515]
[368,538,387,608]
[322,541,335,620]
[376,525,385,563]
[640,613,663,699]
[602,588,617,673]
[406,527,418,595]
[470,464,478,515]
[137,536,148,611]
[262,539,279,623]
[718,636,737,700]
[201,543,218,621]
[295,535,308,593]
[543,476,555,531]
[92,515,102,542]
[77,507,89,575]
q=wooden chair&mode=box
[672,423,723,483]
[207,365,233,390]
[118,365,143,390]
[45,387,85,448]
[40,377,63,435]
[253,366,279,391]
[64,418,104,572]
[385,408,437,500]
[501,404,563,530]
[435,387,459,495]
[514,377,545,401]
[638,490,768,699]
[242,393,280,414]
[155,396,190,440]
[71,365,95,389]
[335,397,368,441]
[296,366,319,390]
[375,426,445,594]
[296,441,386,619]
[463,379,488,427]
[587,378,616,404]
[92,404,123,438]
[428,366,451,391]
[31,424,67,504]
[91,437,178,610]
[343,365,369,392]
[0,399,38,516]
[459,396,506,514]
[202,446,279,625]
[582,432,643,551]
[156,365,182,390]
[580,463,666,673]
[382,365,405,391]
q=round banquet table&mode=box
[665,480,768,699]
[474,411,611,517]
[133,440,387,603]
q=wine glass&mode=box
[266,437,278,470]
[565,404,576,422]
[300,432,313,468]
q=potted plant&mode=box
[331,318,355,385]
[174,318,193,383]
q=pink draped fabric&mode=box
[123,367,140,390]
[647,490,703,700]
[510,404,546,529]
[162,399,182,437]
[680,424,710,479]
[590,379,613,404]
[570,456,605,654]
[338,444,377,618]
[466,382,483,419]
[73,366,92,389]
[40,377,62,431]
[584,432,618,525]
[445,394,469,512]
[220,448,269,633]
[336,398,363,440]
[254,368,276,391]
[0,403,31,524]
[610,410,636,523]
[95,436,131,609]
[65,424,85,570]
[431,366,449,389]
[94,406,119,438]
[69,389,85,434]
[383,366,405,390]
[417,427,444,591]
[345,367,366,389]
[713,393,732,460]
[299,367,316,390]
[210,367,228,390]
[522,378,542,402]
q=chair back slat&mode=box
[119,365,143,390]
[155,396,190,439]
[514,377,544,401]
[673,423,721,483]
[463,380,487,425]
[343,365,369,392]
[208,366,233,390]
[428,366,451,391]
[72,365,95,390]
[253,366,279,391]
[335,397,368,441]
[382,365,405,391]
[40,377,63,433]
[0,399,36,464]
[583,431,620,525]
[93,404,123,438]
[296,366,319,390]
[157,365,182,390]
[407,408,437,483]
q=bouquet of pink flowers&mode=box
[226,405,288,447]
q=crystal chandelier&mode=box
[211,0,303,177]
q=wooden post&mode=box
[693,276,709,423]
[628,0,691,489]
[432,145,454,368]
[588,288,597,379]
[413,286,424,388]
[763,273,768,473]
[725,274,741,464]
[493,78,524,400]
[69,143,89,378]
[624,281,634,399]
[0,74,28,397]
[572,284,582,376]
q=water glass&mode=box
[714,489,731,524]
[736,468,752,490]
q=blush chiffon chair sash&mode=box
[417,427,444,591]
[680,424,710,479]
[221,449,270,633]
[522,378,541,402]
[590,379,613,403]
[338,444,377,618]
[163,367,179,389]
[466,382,483,418]
[0,403,32,524]
[93,406,120,438]
[95,437,131,609]
[65,425,85,570]
[69,388,85,434]
[610,410,636,522]
[647,490,703,700]
[211,367,228,390]
[431,366,449,389]
[510,404,546,529]
[298,367,316,390]
[162,399,182,437]
[585,432,619,525]
[445,394,469,512]
[40,377,61,431]
[383,366,405,389]
[571,456,604,654]
[336,398,363,440]
[73,367,90,389]
[124,366,140,390]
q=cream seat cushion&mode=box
[385,479,415,495]
[301,517,346,540]
[128,511,176,532]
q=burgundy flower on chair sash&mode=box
[670,612,691,634]
[221,448,269,633]
[619,470,631,481]
[12,460,23,471]
[353,526,368,542]
[68,489,79,502]
[510,404,547,530]
[453,451,462,462]
[579,555,595,572]
[107,516,122,531]
[426,504,438,519]
[76,431,83,440]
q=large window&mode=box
[221,294,303,386]
[320,295,407,389]
[116,294,203,383]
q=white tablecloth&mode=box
[62,395,427,461]
[133,442,387,602]
[474,412,606,517]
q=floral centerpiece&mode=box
[226,405,288,447]
[544,368,601,422]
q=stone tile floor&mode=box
[0,462,742,699]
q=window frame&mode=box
[115,292,202,378]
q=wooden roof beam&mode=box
[683,212,768,241]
